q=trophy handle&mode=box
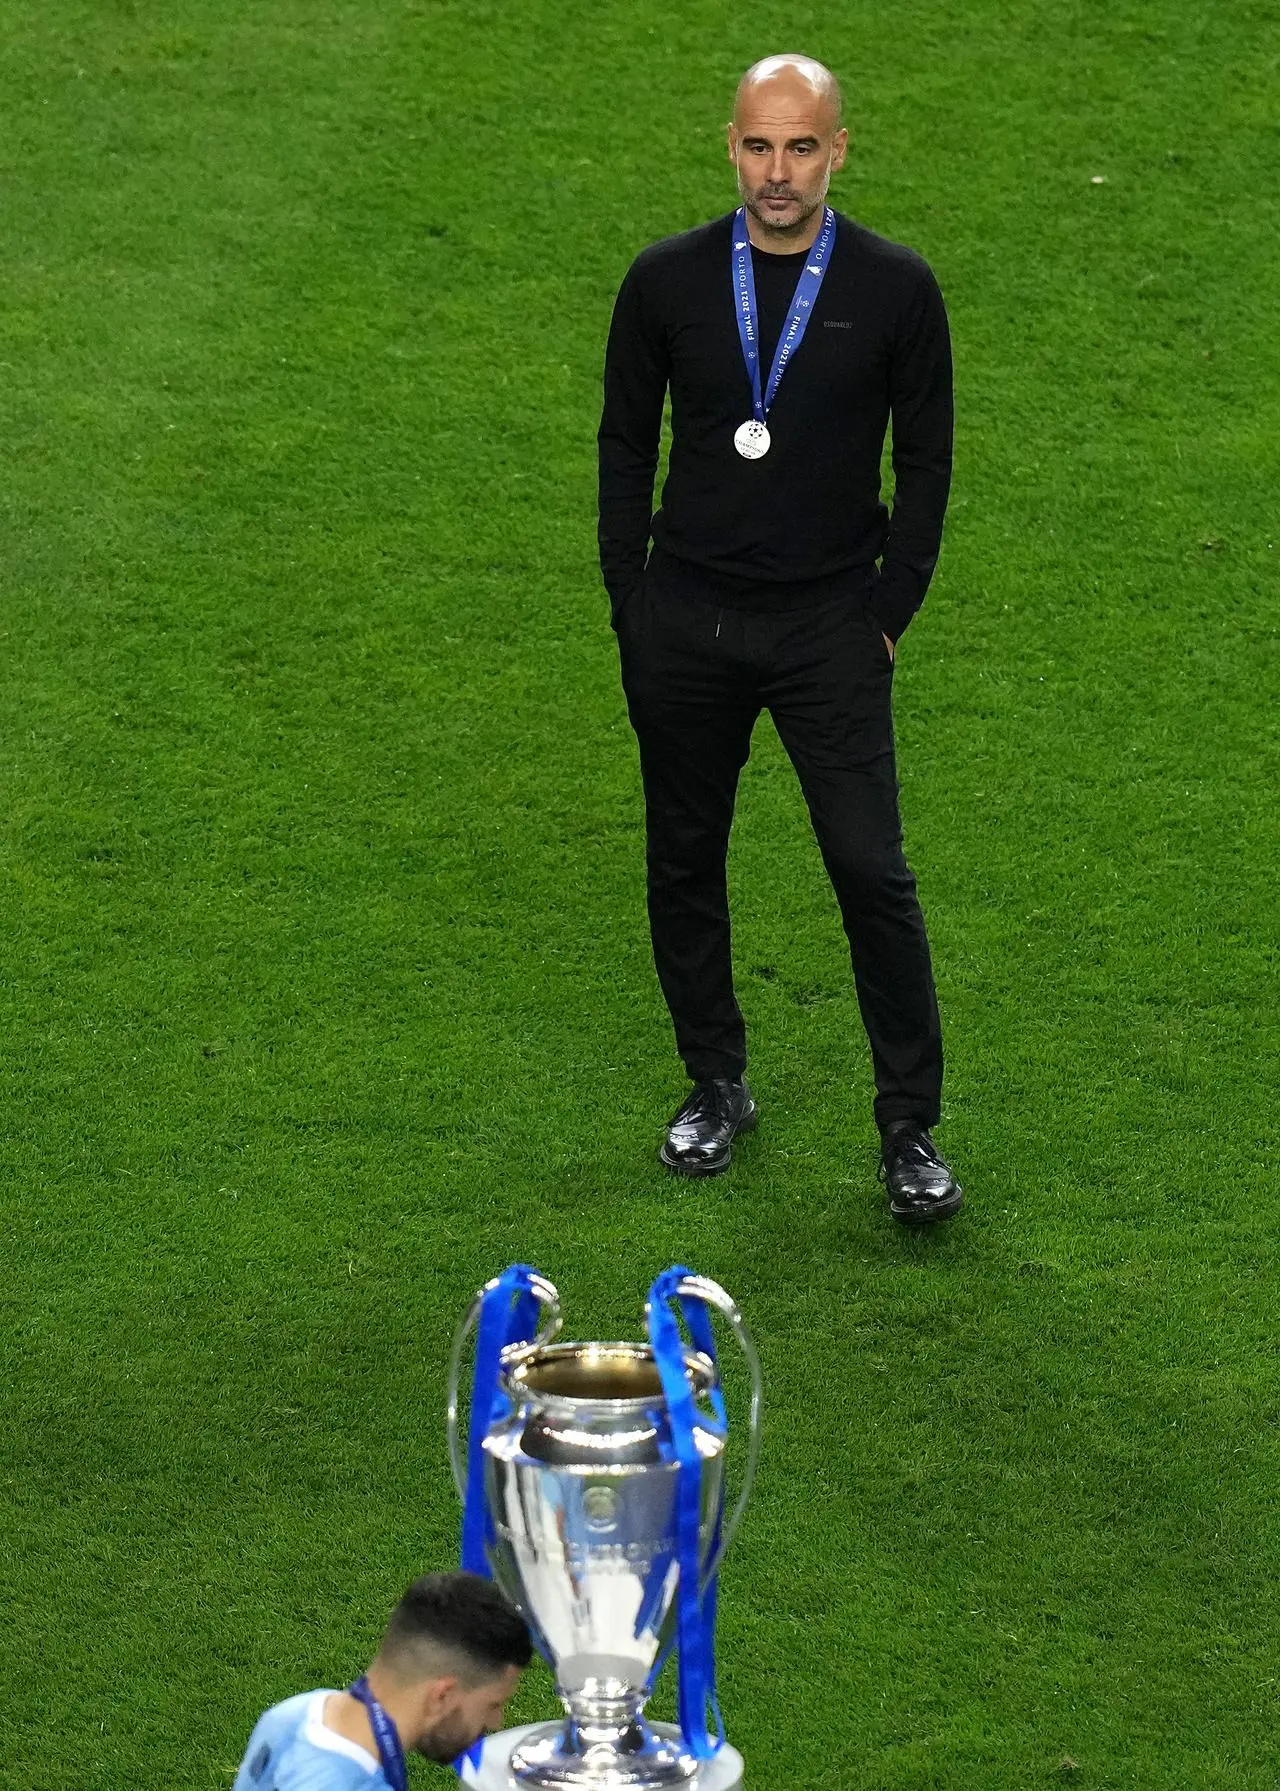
[446,1271,563,1500]
[672,1273,763,1583]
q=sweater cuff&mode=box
[869,561,926,643]
[605,573,643,623]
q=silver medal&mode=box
[733,418,771,460]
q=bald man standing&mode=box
[598,55,963,1222]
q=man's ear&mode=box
[418,1675,463,1724]
[831,127,849,172]
[726,123,739,164]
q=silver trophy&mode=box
[447,1268,761,1790]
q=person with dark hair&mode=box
[232,1571,533,1788]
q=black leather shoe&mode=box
[879,1122,963,1224]
[660,1077,758,1177]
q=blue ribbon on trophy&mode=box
[460,1263,547,1579]
[454,1263,556,1777]
[644,1265,727,1759]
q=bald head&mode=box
[728,54,848,246]
[735,55,843,134]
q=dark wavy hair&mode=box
[379,1571,533,1685]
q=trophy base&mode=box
[461,1723,745,1791]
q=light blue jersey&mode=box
[233,1690,391,1790]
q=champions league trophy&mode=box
[446,1265,762,1790]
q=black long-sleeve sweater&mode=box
[597,210,953,641]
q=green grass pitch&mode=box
[3,1,1278,1785]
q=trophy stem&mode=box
[566,1679,648,1733]
[509,1680,699,1789]
[470,1725,744,1791]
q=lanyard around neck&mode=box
[731,204,836,425]
[347,1677,408,1791]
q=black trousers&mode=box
[615,562,943,1129]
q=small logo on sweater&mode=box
[824,320,854,329]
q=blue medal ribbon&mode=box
[645,1266,728,1760]
[731,203,837,429]
[348,1677,408,1791]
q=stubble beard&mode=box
[738,164,831,241]
[416,1715,480,1765]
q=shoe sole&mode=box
[659,1103,758,1177]
[889,1185,964,1225]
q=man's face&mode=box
[728,75,848,239]
[413,1666,523,1764]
